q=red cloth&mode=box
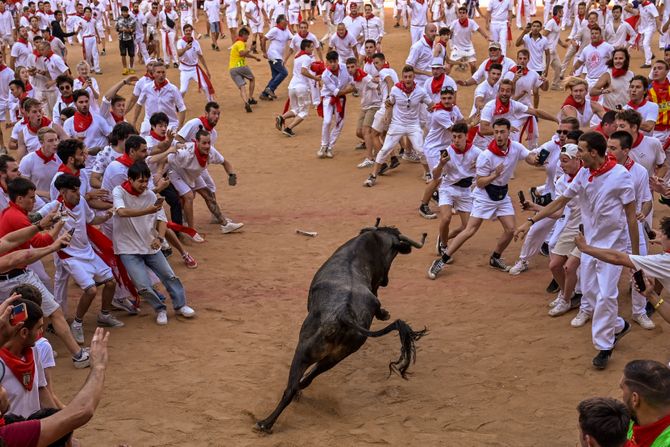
[510,65,529,75]
[310,61,325,75]
[153,79,168,91]
[627,99,648,109]
[431,73,445,94]
[611,67,627,78]
[25,116,51,134]
[294,50,309,59]
[423,35,433,47]
[121,180,140,196]
[198,115,214,131]
[73,111,93,132]
[60,94,73,104]
[0,420,41,447]
[452,143,472,154]
[0,202,54,269]
[588,153,617,182]
[494,97,510,115]
[57,164,79,177]
[35,148,55,164]
[116,153,134,167]
[193,142,208,167]
[0,347,35,391]
[632,131,644,148]
[150,130,166,141]
[395,81,416,94]
[110,112,124,123]
[628,414,670,447]
[562,94,586,113]
[433,103,453,111]
[484,57,503,71]
[624,156,635,170]
[488,138,510,156]
[458,17,468,27]
[352,67,367,82]
[86,225,138,302]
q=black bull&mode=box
[255,222,428,433]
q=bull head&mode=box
[395,233,427,254]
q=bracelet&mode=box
[654,298,665,310]
[32,221,44,231]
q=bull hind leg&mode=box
[298,349,356,391]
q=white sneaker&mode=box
[508,259,529,276]
[177,305,196,318]
[325,148,334,158]
[220,221,244,234]
[97,312,125,328]
[357,158,374,168]
[317,146,327,158]
[190,232,205,243]
[633,313,656,330]
[548,291,564,308]
[70,321,84,344]
[156,310,168,325]
[548,299,571,317]
[571,310,591,328]
[112,297,138,315]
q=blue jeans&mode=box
[119,252,186,312]
[265,59,288,93]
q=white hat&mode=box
[561,143,579,158]
[431,57,444,68]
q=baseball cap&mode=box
[489,41,501,50]
[561,143,579,158]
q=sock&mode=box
[492,252,501,259]
[441,253,451,263]
[73,318,83,325]
[100,310,109,316]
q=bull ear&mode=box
[394,242,412,254]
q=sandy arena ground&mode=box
[33,9,670,446]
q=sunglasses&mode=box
[441,87,455,94]
[556,129,569,135]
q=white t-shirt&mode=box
[410,0,428,26]
[629,134,665,177]
[639,2,659,32]
[405,37,434,83]
[423,106,464,154]
[522,34,549,71]
[18,150,60,194]
[471,80,499,116]
[488,0,512,22]
[328,32,357,59]
[38,198,97,260]
[563,163,635,249]
[176,38,203,67]
[422,74,457,103]
[630,252,670,292]
[577,42,614,81]
[387,83,433,127]
[178,118,219,146]
[624,100,659,136]
[112,185,167,255]
[473,141,530,199]
[289,32,320,53]
[448,18,478,52]
[288,53,314,90]
[503,69,543,107]
[626,160,652,213]
[605,20,636,48]
[0,347,46,418]
[543,17,562,48]
[471,57,516,84]
[535,138,562,198]
[264,26,293,60]
[480,98,529,141]
[203,0,222,21]
[137,81,187,129]
[439,144,482,186]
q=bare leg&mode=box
[444,217,483,257]
[75,286,98,320]
[181,191,195,228]
[100,280,116,312]
[196,188,227,224]
[448,212,469,240]
[49,308,83,356]
[494,215,516,255]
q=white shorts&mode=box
[438,184,473,213]
[424,149,441,171]
[61,254,113,290]
[450,47,477,63]
[470,193,515,219]
[0,270,60,317]
[371,107,389,133]
[200,169,216,192]
[288,10,300,24]
[169,170,206,196]
[226,16,238,28]
[249,21,264,33]
[288,86,311,119]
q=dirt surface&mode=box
[41,10,670,447]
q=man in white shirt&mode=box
[429,118,540,278]
[346,56,380,168]
[407,0,429,43]
[605,5,636,49]
[543,5,568,90]
[624,75,658,134]
[342,2,365,52]
[571,25,614,89]
[363,65,433,187]
[561,9,596,78]
[362,4,383,49]
[245,0,268,53]
[318,50,354,158]
[18,127,60,201]
[636,0,660,68]
[448,6,489,74]
[260,15,292,100]
[159,0,179,66]
[405,23,437,86]
[113,161,196,326]
[33,41,69,119]
[469,63,501,119]
[286,20,323,60]
[486,0,512,55]
[328,22,358,60]
[516,21,550,77]
[503,49,546,145]
[0,1,14,48]
[176,24,215,102]
[615,109,666,181]
[62,90,112,170]
[80,7,102,74]
[459,41,516,87]
[516,131,638,370]
[10,26,32,69]
[203,0,223,50]
[222,0,239,45]
[133,63,186,134]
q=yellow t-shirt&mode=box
[229,40,247,69]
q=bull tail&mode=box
[343,318,428,379]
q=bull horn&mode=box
[399,233,427,248]
[374,217,381,227]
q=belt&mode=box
[0,268,26,281]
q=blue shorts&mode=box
[210,21,221,33]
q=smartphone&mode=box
[633,270,646,292]
[537,148,550,165]
[517,65,524,71]
[518,190,526,206]
[579,224,584,234]
[67,227,75,237]
[644,222,656,240]
[9,303,27,326]
[154,197,164,207]
[440,149,449,159]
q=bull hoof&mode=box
[377,308,390,321]
[253,421,273,434]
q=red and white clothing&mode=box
[17,118,54,155]
[178,117,219,146]
[624,99,659,136]
[604,19,636,48]
[562,95,594,127]
[487,0,513,55]
[18,150,60,194]
[423,105,464,169]
[342,14,365,52]
[328,31,358,59]
[73,76,101,114]
[362,13,383,43]
[576,40,614,87]
[629,133,665,178]
[0,347,46,418]
[10,38,32,68]
[534,139,563,199]
[244,0,265,33]
[63,112,112,169]
[478,98,529,145]
[0,64,13,120]
[521,34,549,72]
[99,97,127,128]
[437,143,482,212]
[595,6,612,29]
[289,31,320,54]
[166,143,225,196]
[136,80,186,134]
[159,7,179,64]
[470,80,499,116]
[409,0,429,43]
[448,18,479,61]
[471,56,516,84]
[112,185,167,255]
[422,73,457,103]
[371,66,399,133]
[405,36,435,84]
[51,95,75,125]
[563,161,634,351]
[639,1,660,65]
[177,38,214,101]
[80,18,101,72]
[320,63,353,149]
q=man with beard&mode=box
[62,90,112,171]
[576,397,629,447]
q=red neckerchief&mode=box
[363,56,373,63]
[423,35,433,47]
[328,65,340,76]
[352,67,367,82]
[578,13,585,20]
[25,116,51,134]
[46,35,54,42]
[611,67,627,77]
[295,50,309,59]
[165,6,172,12]
[24,81,33,93]
[116,153,134,167]
[61,95,73,104]
[121,180,141,196]
[77,76,88,84]
[58,164,79,177]
[484,56,503,71]
[628,98,648,109]
[150,129,166,141]
[623,156,634,170]
[494,97,510,115]
[632,131,644,148]
[600,6,608,13]
[56,194,75,210]
[652,79,670,95]
[42,50,53,61]
[431,73,445,94]
[458,17,468,27]
[110,111,124,123]
[382,62,390,68]
[452,143,471,154]
[553,15,560,24]
[365,13,374,20]
[35,148,55,163]
[298,31,308,38]
[17,37,28,45]
[32,50,40,58]
[588,153,617,181]
[182,36,193,43]
[566,164,582,182]
[198,115,214,131]
[193,142,208,167]
[416,0,424,4]
[563,94,585,113]
[630,414,670,447]
[73,111,93,132]
[593,123,607,137]
[336,30,348,39]
[642,0,651,6]
[433,103,454,111]
[144,72,154,80]
[510,65,529,75]
[84,16,91,21]
[396,81,416,94]
[592,39,604,47]
[154,79,168,91]
[488,138,510,156]
[0,347,35,391]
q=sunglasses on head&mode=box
[441,86,455,95]
[556,129,569,135]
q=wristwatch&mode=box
[527,217,535,225]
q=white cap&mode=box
[561,143,579,159]
[430,57,444,68]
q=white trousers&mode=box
[161,29,178,64]
[518,217,555,261]
[320,99,346,148]
[375,124,424,163]
[82,36,101,72]
[489,22,508,55]
[579,254,626,351]
[515,0,531,28]
[410,25,424,45]
[179,68,214,101]
[642,29,654,64]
